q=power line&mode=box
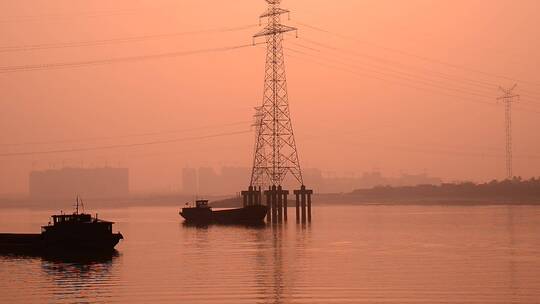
[309,134,540,160]
[290,32,540,98]
[370,143,540,160]
[294,20,540,87]
[285,43,498,101]
[284,48,540,115]
[0,6,174,23]
[0,42,264,73]
[287,39,540,110]
[286,41,540,112]
[290,36,500,91]
[0,130,252,157]
[0,121,252,147]
[298,124,540,160]
[0,24,258,53]
[284,46,495,105]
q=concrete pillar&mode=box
[265,187,272,222]
[307,192,312,222]
[301,185,306,223]
[242,192,248,208]
[277,185,283,222]
[271,185,277,223]
[248,186,253,206]
[295,193,300,222]
[283,193,288,221]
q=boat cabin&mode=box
[51,213,92,225]
[195,200,210,208]
[42,212,114,234]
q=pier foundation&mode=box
[241,186,262,207]
[293,185,313,223]
[263,185,290,223]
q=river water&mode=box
[1,205,539,303]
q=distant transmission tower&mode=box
[497,84,520,180]
[251,106,266,188]
[250,0,303,188]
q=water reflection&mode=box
[2,206,539,303]
[180,218,296,304]
[0,250,118,264]
[252,223,284,304]
[506,206,517,302]
[270,224,286,304]
[181,221,267,229]
[40,251,119,303]
[40,250,119,264]
[252,220,313,304]
[0,250,119,303]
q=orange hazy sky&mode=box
[0,0,539,194]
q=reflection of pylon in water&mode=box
[250,0,303,189]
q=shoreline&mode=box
[2,195,538,210]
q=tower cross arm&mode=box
[496,94,520,101]
[260,7,290,19]
[253,24,297,38]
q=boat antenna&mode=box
[81,197,85,213]
[75,194,79,215]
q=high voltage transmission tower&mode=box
[250,0,303,188]
[497,84,520,180]
[240,0,312,225]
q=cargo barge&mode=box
[180,199,267,225]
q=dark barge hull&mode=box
[180,205,268,225]
[0,233,123,254]
[0,233,42,252]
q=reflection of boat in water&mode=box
[0,197,123,254]
[0,249,119,264]
[180,200,268,225]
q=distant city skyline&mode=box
[181,166,443,196]
[29,167,129,199]
[0,163,530,198]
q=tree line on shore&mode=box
[350,177,540,200]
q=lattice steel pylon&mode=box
[250,0,303,188]
[497,84,520,180]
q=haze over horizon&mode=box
[1,0,539,195]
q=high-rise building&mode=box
[29,167,129,199]
[181,168,198,195]
[221,166,251,194]
[197,167,218,195]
